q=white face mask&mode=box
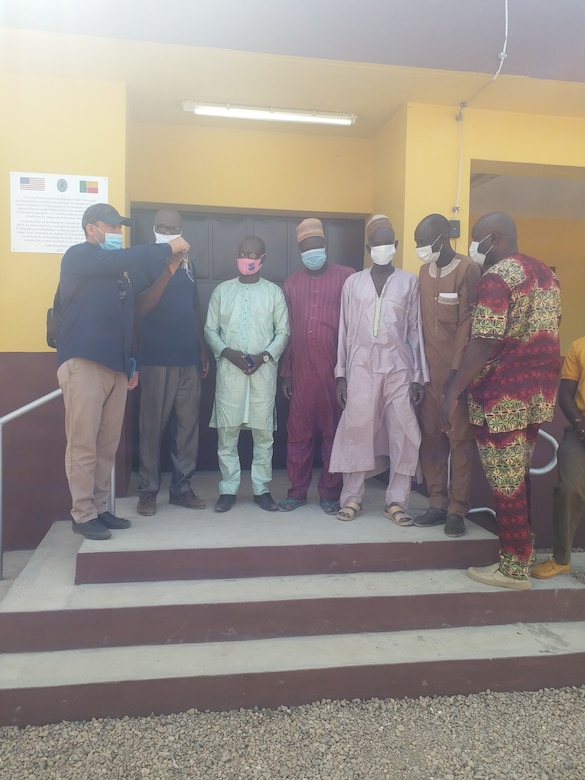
[416,236,443,264]
[469,235,492,266]
[153,227,182,244]
[370,244,396,266]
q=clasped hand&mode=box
[222,348,263,374]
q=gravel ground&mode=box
[1,687,584,780]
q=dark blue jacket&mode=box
[56,241,171,375]
[130,256,202,369]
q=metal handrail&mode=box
[529,428,558,475]
[0,389,116,580]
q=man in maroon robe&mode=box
[278,218,354,515]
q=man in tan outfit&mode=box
[413,214,481,536]
[57,203,190,540]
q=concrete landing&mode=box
[82,473,494,551]
[72,474,501,583]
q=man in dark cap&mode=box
[441,212,561,589]
[57,203,189,540]
[278,218,354,515]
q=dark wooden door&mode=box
[130,207,365,472]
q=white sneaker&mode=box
[467,562,531,590]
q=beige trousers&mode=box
[57,358,128,524]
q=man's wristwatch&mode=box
[262,352,271,363]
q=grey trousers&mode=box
[138,365,201,497]
[553,427,585,565]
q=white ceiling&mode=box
[3,0,585,82]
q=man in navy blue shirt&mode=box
[131,209,209,516]
[57,203,190,540]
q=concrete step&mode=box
[2,621,585,726]
[73,489,500,584]
[2,524,584,652]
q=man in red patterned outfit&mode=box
[278,218,354,515]
[440,212,561,590]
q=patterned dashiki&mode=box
[468,253,561,574]
[468,254,561,433]
[280,263,354,501]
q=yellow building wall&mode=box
[397,104,585,353]
[371,106,408,267]
[510,217,583,354]
[401,104,466,272]
[4,83,585,354]
[464,107,585,169]
[127,122,373,215]
[399,104,585,280]
[0,74,127,352]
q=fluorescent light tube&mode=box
[182,101,357,127]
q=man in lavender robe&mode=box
[330,215,428,525]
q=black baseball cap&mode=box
[82,203,131,229]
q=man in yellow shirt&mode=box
[532,336,585,578]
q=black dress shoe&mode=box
[215,494,236,513]
[254,493,279,512]
[72,518,111,540]
[445,513,466,537]
[98,511,131,529]
[413,508,447,527]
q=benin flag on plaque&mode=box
[80,180,99,194]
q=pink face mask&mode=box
[237,255,264,275]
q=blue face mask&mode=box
[301,248,327,271]
[95,226,123,251]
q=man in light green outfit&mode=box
[204,236,290,513]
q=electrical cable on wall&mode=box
[453,0,509,220]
